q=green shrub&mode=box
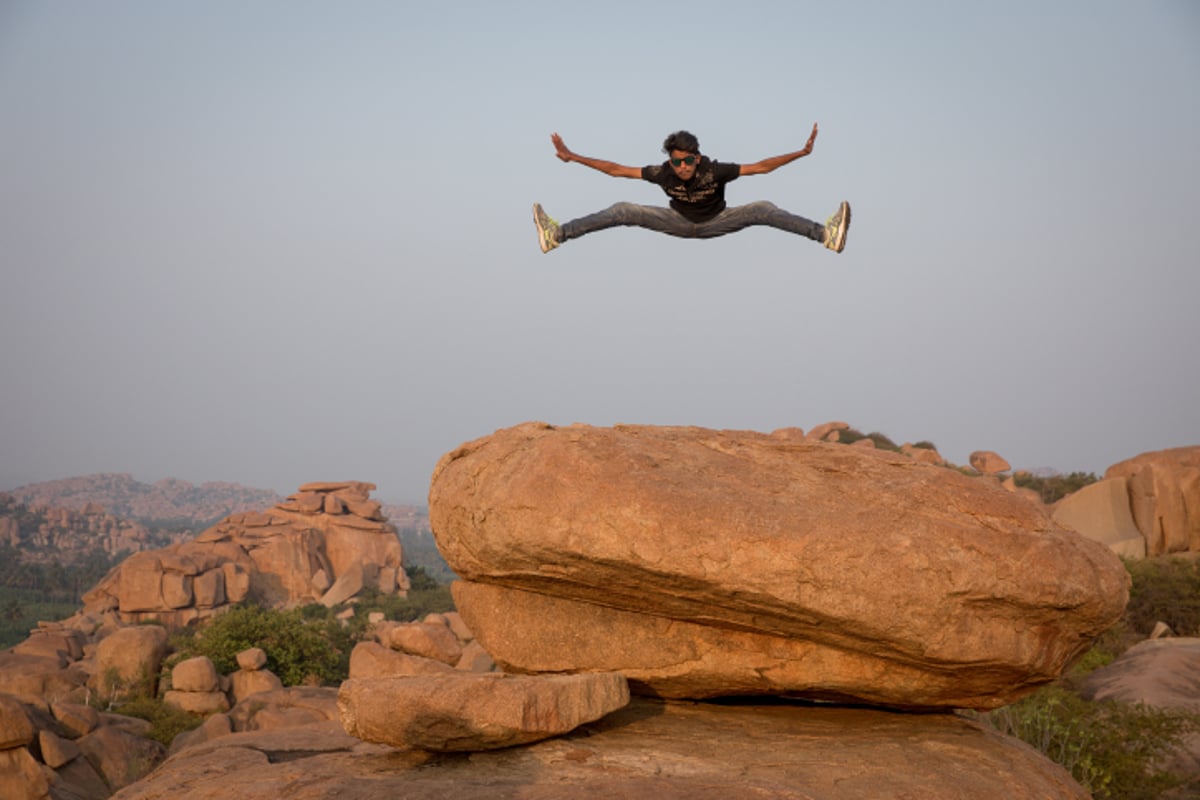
[345,584,455,641]
[1013,471,1099,504]
[168,568,456,688]
[1124,557,1200,636]
[170,604,347,686]
[111,696,203,747]
[832,428,902,452]
[985,685,1199,800]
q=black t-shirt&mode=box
[641,157,742,223]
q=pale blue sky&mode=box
[1,2,1197,504]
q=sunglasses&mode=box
[670,155,698,167]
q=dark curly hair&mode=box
[662,130,700,155]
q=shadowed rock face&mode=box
[429,422,1130,709]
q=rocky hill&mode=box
[5,474,284,525]
[1,475,440,576]
[0,495,190,565]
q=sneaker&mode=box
[823,201,851,253]
[532,203,560,253]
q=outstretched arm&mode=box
[738,123,819,176]
[551,133,642,179]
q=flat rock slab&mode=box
[1079,637,1200,709]
[1078,637,1200,783]
[337,672,630,751]
[453,580,1026,709]
[429,423,1129,701]
[111,700,1088,800]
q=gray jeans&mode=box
[558,201,825,243]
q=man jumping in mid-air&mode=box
[533,122,850,255]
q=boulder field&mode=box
[3,425,1146,798]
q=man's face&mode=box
[668,149,699,180]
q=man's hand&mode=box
[800,122,819,156]
[738,122,821,177]
[548,134,643,179]
[551,133,574,163]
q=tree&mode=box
[2,598,22,624]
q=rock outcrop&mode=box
[5,474,282,523]
[0,494,188,564]
[430,422,1129,710]
[1106,446,1200,556]
[1079,637,1200,783]
[112,697,1089,800]
[0,693,163,798]
[81,481,410,626]
[1052,477,1147,558]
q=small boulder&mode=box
[338,672,630,751]
[38,729,82,768]
[0,695,35,749]
[388,621,463,665]
[172,656,220,693]
[969,450,1012,475]
[51,701,100,737]
[236,647,269,671]
[455,640,496,673]
[348,641,454,679]
[230,669,284,705]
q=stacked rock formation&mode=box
[348,611,494,680]
[165,657,230,715]
[229,647,283,704]
[337,612,628,752]
[81,481,410,626]
[298,421,1118,796]
[1053,446,1200,558]
[427,422,1129,711]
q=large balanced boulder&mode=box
[430,422,1130,709]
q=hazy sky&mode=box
[2,2,1197,504]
